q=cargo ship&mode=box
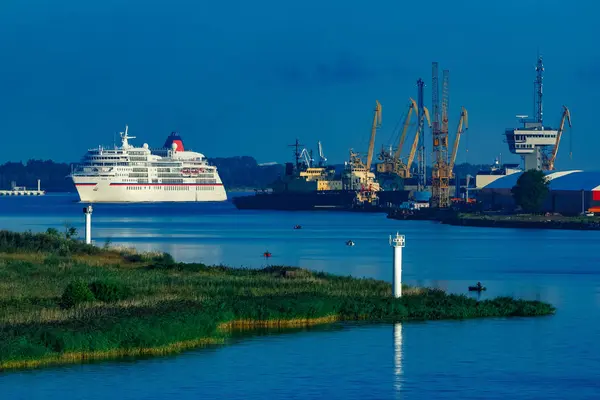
[232,140,409,211]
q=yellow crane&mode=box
[366,100,382,173]
[397,106,431,178]
[394,98,418,163]
[546,106,572,171]
[449,107,469,177]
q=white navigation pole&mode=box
[83,205,93,244]
[389,232,405,298]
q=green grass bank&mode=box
[0,230,555,371]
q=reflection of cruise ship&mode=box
[69,126,227,203]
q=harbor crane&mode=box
[365,100,382,174]
[394,98,418,163]
[299,148,313,168]
[543,106,572,171]
[397,105,431,178]
[449,107,469,177]
[317,141,327,166]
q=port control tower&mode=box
[505,56,558,171]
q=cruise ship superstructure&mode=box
[70,126,227,203]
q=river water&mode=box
[1,193,599,399]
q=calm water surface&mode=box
[1,193,599,399]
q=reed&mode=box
[0,230,556,371]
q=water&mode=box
[1,193,600,399]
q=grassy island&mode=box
[0,230,555,371]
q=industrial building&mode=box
[478,170,600,215]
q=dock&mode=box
[0,180,45,196]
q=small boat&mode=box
[346,240,355,246]
[293,225,302,230]
[263,251,272,258]
[468,283,486,292]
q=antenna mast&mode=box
[288,139,304,171]
[534,56,544,125]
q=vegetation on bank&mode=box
[388,207,600,230]
[0,230,555,371]
[443,212,600,230]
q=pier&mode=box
[0,180,45,196]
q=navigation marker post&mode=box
[389,232,405,298]
[83,205,93,245]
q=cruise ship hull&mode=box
[73,178,227,203]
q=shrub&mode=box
[88,280,132,303]
[59,279,95,309]
[43,255,61,267]
[150,253,176,269]
[45,228,60,238]
[124,253,144,263]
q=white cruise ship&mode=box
[69,126,227,203]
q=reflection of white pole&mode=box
[394,323,403,392]
[389,232,405,298]
[83,205,93,244]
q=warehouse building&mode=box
[478,170,600,215]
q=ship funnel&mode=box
[164,132,185,151]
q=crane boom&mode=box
[449,107,468,175]
[366,100,382,171]
[404,106,432,177]
[394,98,417,162]
[547,106,571,171]
[317,141,327,166]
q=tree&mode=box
[511,169,550,213]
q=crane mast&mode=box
[546,106,571,171]
[449,107,468,176]
[431,65,451,208]
[416,78,427,191]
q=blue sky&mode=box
[0,0,597,169]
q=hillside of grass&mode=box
[0,229,555,371]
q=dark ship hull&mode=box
[232,190,410,211]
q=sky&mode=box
[0,0,597,169]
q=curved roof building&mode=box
[479,170,600,214]
[483,170,600,191]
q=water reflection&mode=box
[393,323,403,395]
[116,241,224,264]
